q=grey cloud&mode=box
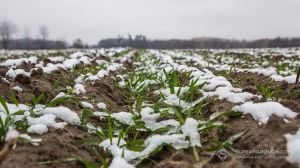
[0,0,299,44]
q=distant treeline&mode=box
[0,20,88,50]
[0,39,68,50]
[2,36,300,50]
[1,20,300,50]
[97,35,300,49]
[0,38,91,50]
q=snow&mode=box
[201,76,232,91]
[154,87,189,97]
[84,73,99,82]
[97,102,107,109]
[182,118,201,147]
[27,124,48,135]
[86,123,102,133]
[119,81,126,87]
[97,70,109,78]
[53,92,69,100]
[42,63,63,73]
[2,47,300,168]
[70,51,84,59]
[107,63,122,72]
[5,128,19,142]
[100,138,127,151]
[63,58,80,69]
[73,84,86,94]
[163,94,186,107]
[99,117,201,166]
[0,103,29,114]
[25,106,79,135]
[140,107,179,130]
[3,59,24,67]
[248,68,277,76]
[139,107,159,125]
[19,134,42,146]
[75,75,84,84]
[109,157,134,168]
[99,134,188,161]
[42,106,81,125]
[144,134,189,150]
[13,86,23,92]
[93,111,109,118]
[3,56,38,67]
[78,56,91,65]
[1,78,9,84]
[100,133,190,164]
[112,112,135,126]
[0,100,80,134]
[285,128,300,167]
[48,56,65,63]
[5,69,17,78]
[6,68,30,79]
[207,86,254,103]
[271,74,297,84]
[233,102,297,124]
[27,114,67,129]
[81,101,94,109]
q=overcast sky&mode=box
[0,0,299,44]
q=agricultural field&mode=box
[0,48,300,168]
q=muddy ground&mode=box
[1,61,300,168]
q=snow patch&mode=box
[233,102,297,124]
[81,101,94,109]
[285,128,300,167]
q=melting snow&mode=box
[42,106,81,125]
[81,101,94,109]
[97,102,107,109]
[2,57,38,67]
[99,118,199,165]
[27,124,48,135]
[233,102,297,124]
[73,84,86,95]
[207,86,254,103]
[12,86,23,92]
[112,112,135,126]
[6,68,30,79]
[5,128,19,142]
[182,118,201,147]
[63,59,80,69]
[109,157,135,168]
[285,128,300,167]
[140,107,179,130]
[27,114,67,129]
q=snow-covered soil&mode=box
[0,48,300,168]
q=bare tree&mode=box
[23,27,31,49]
[39,26,49,49]
[0,20,17,49]
[39,26,49,41]
[72,38,84,48]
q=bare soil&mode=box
[1,63,300,168]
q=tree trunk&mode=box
[2,39,9,50]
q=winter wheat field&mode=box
[1,48,300,168]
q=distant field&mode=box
[0,48,300,168]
